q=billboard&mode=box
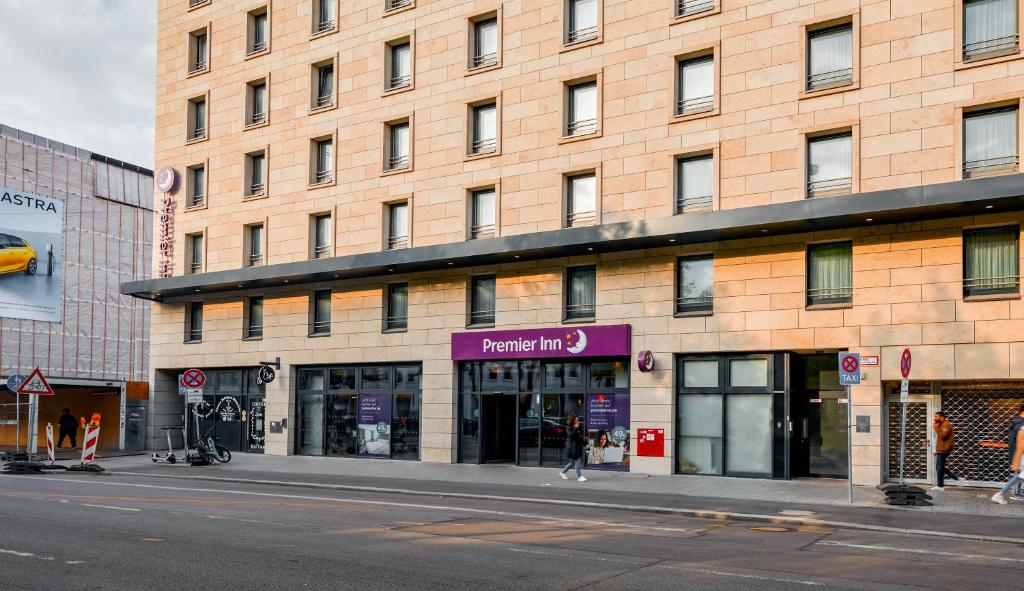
[0,187,64,322]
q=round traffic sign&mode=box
[181,368,207,389]
[6,374,26,392]
[841,355,859,373]
[900,348,912,379]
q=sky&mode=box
[0,0,156,169]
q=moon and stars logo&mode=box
[565,329,588,354]
[155,166,179,194]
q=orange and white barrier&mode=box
[80,424,100,464]
[45,423,55,463]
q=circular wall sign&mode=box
[155,166,179,194]
[257,365,276,384]
[637,350,655,372]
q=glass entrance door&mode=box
[808,390,848,477]
[540,393,585,467]
[481,395,516,463]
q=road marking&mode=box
[0,548,85,566]
[818,541,1024,564]
[655,564,823,586]
[81,503,141,512]
[205,514,303,528]
[508,547,652,566]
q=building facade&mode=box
[1,124,152,452]
[129,0,1024,485]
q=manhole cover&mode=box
[777,510,816,516]
[749,526,790,533]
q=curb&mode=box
[109,470,1024,545]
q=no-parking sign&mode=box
[838,352,861,385]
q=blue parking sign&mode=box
[839,353,861,385]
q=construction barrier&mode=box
[80,424,99,464]
[45,423,55,463]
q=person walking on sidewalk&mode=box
[57,408,78,449]
[931,411,958,491]
[992,404,1024,505]
[559,415,587,482]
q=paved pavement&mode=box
[1,472,1022,590]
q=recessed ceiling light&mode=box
[513,255,519,259]
[194,289,200,292]
[284,279,289,283]
[865,218,873,222]
[334,275,339,278]
[761,229,768,233]
[985,205,994,209]
[669,239,676,243]
[388,268,394,272]
[448,261,454,265]
[587,247,593,251]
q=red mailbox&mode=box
[637,428,665,457]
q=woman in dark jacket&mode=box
[559,414,587,482]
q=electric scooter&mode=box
[151,425,186,464]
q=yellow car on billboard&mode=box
[0,234,38,275]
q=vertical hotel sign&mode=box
[155,166,179,278]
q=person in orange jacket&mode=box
[931,411,958,491]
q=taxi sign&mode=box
[838,352,861,385]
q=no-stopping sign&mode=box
[181,368,207,389]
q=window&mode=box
[189,0,208,7]
[675,155,713,213]
[807,133,853,197]
[189,28,209,73]
[386,120,410,171]
[386,0,412,11]
[566,172,597,227]
[248,7,269,54]
[313,138,333,184]
[246,151,266,197]
[964,226,1020,297]
[311,290,332,335]
[187,233,204,274]
[247,223,265,267]
[963,107,1018,178]
[247,80,267,125]
[387,40,412,90]
[566,0,598,44]
[245,296,264,339]
[470,103,497,155]
[807,242,853,306]
[185,302,203,342]
[676,55,714,116]
[469,275,496,326]
[470,188,496,239]
[187,164,206,207]
[677,255,713,315]
[471,17,499,69]
[566,81,598,136]
[385,283,409,331]
[314,0,336,34]
[188,96,207,141]
[313,214,332,258]
[313,61,334,108]
[676,0,715,18]
[387,202,409,249]
[565,266,596,320]
[963,0,1018,60]
[807,24,853,91]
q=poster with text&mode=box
[586,393,630,471]
[0,187,64,322]
[358,394,392,457]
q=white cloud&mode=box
[0,0,156,169]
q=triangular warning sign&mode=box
[16,367,54,396]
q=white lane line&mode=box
[0,548,84,566]
[818,540,1024,564]
[0,549,35,558]
[655,564,823,586]
[205,514,303,528]
[81,503,141,512]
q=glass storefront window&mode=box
[395,365,422,390]
[299,395,325,455]
[460,392,481,464]
[544,362,583,390]
[460,362,482,392]
[683,359,718,388]
[482,361,518,391]
[590,361,629,389]
[519,360,541,392]
[729,358,768,388]
[725,394,773,476]
[392,393,420,460]
[361,366,391,390]
[518,393,540,466]
[218,370,243,392]
[326,394,357,456]
[298,368,325,392]
[329,368,357,391]
[676,394,722,475]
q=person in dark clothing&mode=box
[57,408,78,449]
[1000,405,1024,502]
[559,414,588,482]
[931,411,957,491]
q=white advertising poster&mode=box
[0,187,64,322]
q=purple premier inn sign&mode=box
[451,324,631,361]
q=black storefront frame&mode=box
[191,367,267,454]
[294,363,422,460]
[457,358,630,469]
[675,353,788,479]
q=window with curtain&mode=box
[250,10,268,53]
[388,202,409,249]
[964,0,1019,60]
[189,234,203,274]
[315,63,333,107]
[677,55,714,116]
[471,189,496,238]
[186,302,203,342]
[315,139,332,183]
[473,18,499,68]
[388,122,410,169]
[676,0,715,18]
[565,266,596,320]
[190,98,206,139]
[317,0,335,32]
[567,81,598,135]
[386,283,409,331]
[250,82,267,124]
[246,296,264,339]
[807,132,853,197]
[247,224,265,266]
[389,42,411,89]
[807,24,853,90]
[189,166,205,207]
[471,104,497,154]
[249,153,265,196]
[314,214,332,258]
[964,226,1020,296]
[677,255,713,314]
[469,276,496,325]
[807,242,853,306]
[312,290,332,334]
[964,107,1018,177]
[567,0,598,43]
[566,173,597,227]
[676,155,713,213]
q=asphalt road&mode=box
[0,472,1021,590]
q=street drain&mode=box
[749,526,790,533]
[777,510,816,516]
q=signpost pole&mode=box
[899,395,908,485]
[14,393,20,452]
[27,394,38,456]
[847,383,853,504]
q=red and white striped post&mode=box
[45,423,55,463]
[80,423,100,464]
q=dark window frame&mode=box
[310,289,332,335]
[564,265,597,322]
[676,254,714,316]
[385,282,409,332]
[468,274,497,327]
[962,225,1021,298]
[806,241,853,307]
